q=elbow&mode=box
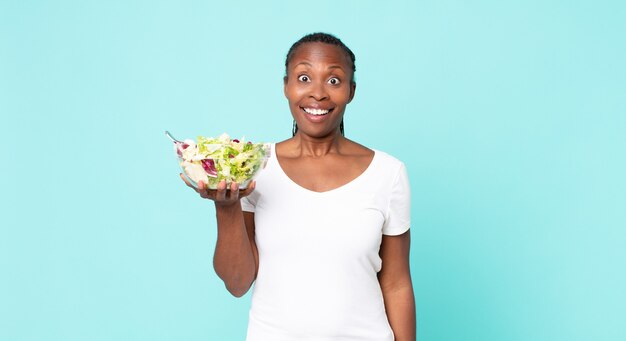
[213,263,256,297]
[225,282,252,298]
[220,273,254,298]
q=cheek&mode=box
[285,85,303,102]
[331,86,352,103]
[285,90,303,112]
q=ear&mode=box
[347,81,356,103]
[283,76,288,97]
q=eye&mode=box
[298,75,310,82]
[328,77,341,85]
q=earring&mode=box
[292,120,298,136]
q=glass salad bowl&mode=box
[166,131,270,189]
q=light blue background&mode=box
[1,1,625,340]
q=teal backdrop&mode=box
[1,1,625,340]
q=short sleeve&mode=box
[240,190,259,213]
[382,162,411,236]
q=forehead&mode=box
[290,42,352,69]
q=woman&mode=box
[181,33,415,340]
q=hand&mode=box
[179,173,256,207]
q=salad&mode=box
[172,132,270,189]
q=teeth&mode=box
[303,108,329,116]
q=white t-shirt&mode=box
[241,143,411,341]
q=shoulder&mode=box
[371,148,406,176]
[373,149,404,166]
[343,139,406,178]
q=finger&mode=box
[240,180,256,197]
[228,182,239,200]
[215,180,227,201]
[197,180,209,198]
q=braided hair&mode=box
[285,32,356,137]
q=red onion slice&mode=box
[201,159,218,177]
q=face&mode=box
[284,42,356,138]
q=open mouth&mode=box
[301,107,334,116]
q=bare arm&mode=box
[378,230,416,341]
[181,175,259,297]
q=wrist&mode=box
[214,200,241,214]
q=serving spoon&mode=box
[164,131,183,144]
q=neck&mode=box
[293,131,344,157]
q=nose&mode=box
[309,80,328,101]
